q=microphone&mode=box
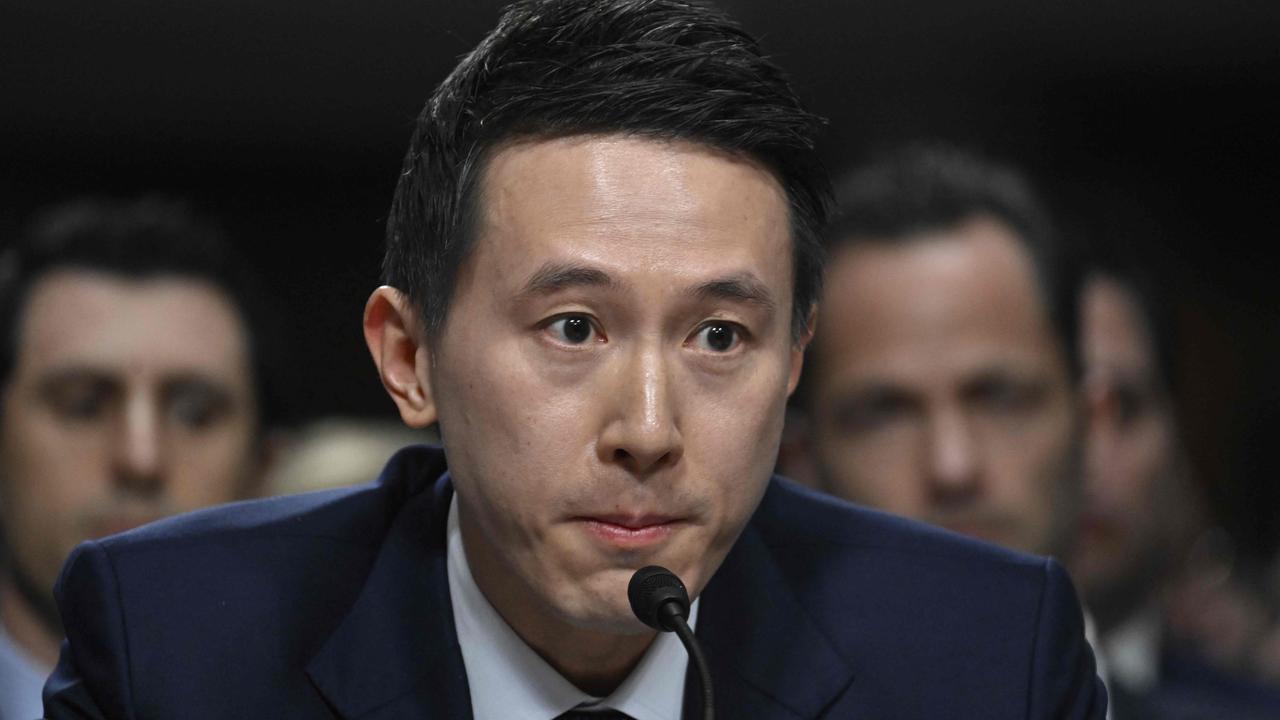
[628,566,714,720]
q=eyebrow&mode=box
[692,273,776,312]
[37,366,235,393]
[518,262,617,297]
[517,262,776,312]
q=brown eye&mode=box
[693,322,741,353]
[831,390,914,433]
[547,315,598,345]
[166,381,232,430]
[41,375,115,421]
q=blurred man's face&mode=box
[0,271,261,609]
[431,135,802,638]
[1072,276,1183,614]
[807,218,1079,556]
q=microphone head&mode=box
[628,565,690,632]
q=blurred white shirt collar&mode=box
[0,616,49,720]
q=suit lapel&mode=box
[689,519,857,719]
[305,457,855,719]
[306,470,472,720]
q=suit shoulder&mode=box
[747,479,1104,717]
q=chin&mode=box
[548,568,653,636]
[554,594,651,635]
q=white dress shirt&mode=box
[1083,609,1114,720]
[1099,606,1161,695]
[0,618,49,720]
[446,498,697,720]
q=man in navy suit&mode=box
[44,1,1107,717]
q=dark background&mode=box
[3,0,1278,557]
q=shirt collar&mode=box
[1100,605,1161,693]
[0,616,51,720]
[446,496,695,720]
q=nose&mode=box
[111,391,164,495]
[597,345,683,475]
[1082,377,1119,496]
[924,407,981,500]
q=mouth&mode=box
[575,513,684,550]
[90,514,162,538]
[935,518,1005,545]
[1079,514,1120,542]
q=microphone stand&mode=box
[628,565,715,720]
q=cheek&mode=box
[702,373,786,445]
[166,425,258,507]
[438,330,590,448]
[816,426,921,507]
[1,420,107,586]
[1127,425,1173,485]
[2,416,108,518]
[687,359,791,467]
[985,405,1075,489]
[434,353,589,542]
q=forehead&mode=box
[15,269,251,382]
[1082,276,1154,373]
[816,217,1064,380]
[468,134,792,294]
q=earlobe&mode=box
[363,287,438,428]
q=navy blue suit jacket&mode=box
[44,445,1106,718]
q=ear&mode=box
[363,286,438,428]
[786,305,818,397]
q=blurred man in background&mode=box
[788,144,1083,560]
[0,199,279,719]
[788,144,1280,716]
[1075,248,1280,718]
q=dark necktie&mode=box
[554,709,633,719]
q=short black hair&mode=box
[1082,231,1178,396]
[0,198,286,429]
[383,0,829,342]
[826,143,1081,379]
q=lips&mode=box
[576,513,683,549]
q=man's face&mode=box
[431,135,801,635]
[1072,276,1182,607]
[808,218,1079,556]
[0,270,261,604]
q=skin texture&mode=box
[807,217,1080,558]
[364,134,806,695]
[0,271,263,665]
[1072,275,1189,629]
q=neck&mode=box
[0,572,61,668]
[518,611,656,697]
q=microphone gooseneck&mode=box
[628,566,715,720]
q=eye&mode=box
[546,315,599,345]
[692,321,742,353]
[166,381,232,430]
[966,374,1044,415]
[44,378,114,421]
[831,389,914,433]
